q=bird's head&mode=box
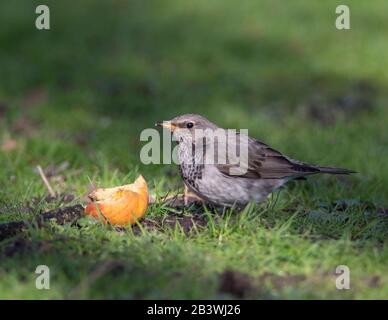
[156,114,218,144]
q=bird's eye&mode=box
[186,122,194,129]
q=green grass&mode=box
[0,0,387,299]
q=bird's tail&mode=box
[316,166,356,175]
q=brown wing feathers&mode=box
[215,136,352,179]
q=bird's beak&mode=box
[155,121,177,131]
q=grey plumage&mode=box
[157,114,355,207]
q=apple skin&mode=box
[85,175,148,225]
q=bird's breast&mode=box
[179,163,204,190]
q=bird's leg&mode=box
[184,185,204,206]
[149,185,204,207]
[184,184,189,206]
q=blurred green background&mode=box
[0,0,387,299]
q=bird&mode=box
[156,114,355,207]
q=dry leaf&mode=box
[1,138,18,152]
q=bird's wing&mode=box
[213,132,318,179]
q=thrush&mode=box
[156,114,355,207]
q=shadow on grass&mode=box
[0,0,385,125]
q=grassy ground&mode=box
[0,0,387,299]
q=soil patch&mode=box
[136,212,208,235]
[306,80,378,125]
[218,269,307,298]
[0,204,84,241]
